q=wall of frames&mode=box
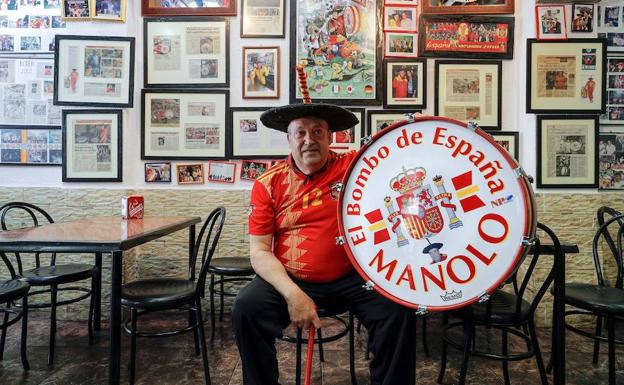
[0,0,621,191]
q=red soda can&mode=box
[121,195,144,219]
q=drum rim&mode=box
[337,115,537,311]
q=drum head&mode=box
[338,117,536,311]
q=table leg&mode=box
[95,252,102,331]
[552,249,565,385]
[109,251,122,385]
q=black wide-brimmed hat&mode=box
[260,103,359,133]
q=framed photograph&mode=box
[485,130,519,162]
[536,5,567,40]
[0,126,62,166]
[571,3,594,33]
[435,60,502,129]
[384,59,426,109]
[366,109,421,135]
[62,0,92,20]
[207,160,236,183]
[141,0,236,17]
[598,3,622,33]
[231,108,289,159]
[385,33,418,58]
[241,0,285,38]
[598,32,624,52]
[54,35,135,107]
[421,0,514,15]
[240,159,269,181]
[141,89,229,160]
[599,127,624,189]
[536,115,598,188]
[243,47,279,99]
[601,54,624,124]
[383,6,418,33]
[330,108,364,153]
[144,162,172,183]
[419,15,514,59]
[144,17,229,88]
[91,0,127,22]
[290,0,382,105]
[177,163,205,184]
[62,109,122,182]
[385,0,418,5]
[527,39,607,114]
[0,56,63,126]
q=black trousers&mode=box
[232,271,416,385]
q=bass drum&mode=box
[338,116,536,311]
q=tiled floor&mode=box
[0,307,622,385]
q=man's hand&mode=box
[285,288,321,330]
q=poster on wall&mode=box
[599,128,624,190]
[0,1,68,53]
[290,0,382,105]
[0,125,62,166]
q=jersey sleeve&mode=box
[248,180,275,236]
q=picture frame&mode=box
[0,55,63,126]
[598,3,622,33]
[383,6,418,33]
[536,114,598,188]
[435,60,502,130]
[231,108,289,159]
[598,32,624,52]
[141,89,229,160]
[144,162,172,183]
[176,163,205,184]
[62,0,92,20]
[62,109,122,182]
[384,33,418,58]
[330,108,365,153]
[536,5,567,40]
[527,39,607,114]
[385,0,418,6]
[290,0,382,105]
[240,0,286,38]
[0,125,62,166]
[570,3,595,34]
[144,17,229,89]
[366,109,421,135]
[207,160,236,183]
[54,34,135,107]
[485,130,520,162]
[383,58,426,109]
[598,127,624,190]
[243,47,279,99]
[91,0,126,22]
[141,0,236,17]
[421,0,514,15]
[240,159,269,181]
[419,15,515,60]
[601,54,624,124]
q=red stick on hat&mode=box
[296,64,312,104]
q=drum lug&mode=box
[331,183,343,194]
[467,121,479,131]
[522,236,537,246]
[362,281,375,291]
[513,167,534,183]
[361,135,372,145]
[406,113,415,123]
[478,292,491,303]
[335,236,346,245]
[415,305,428,316]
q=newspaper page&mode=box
[599,132,624,189]
[485,73,493,116]
[187,102,215,117]
[536,55,577,98]
[445,69,480,103]
[184,124,220,150]
[444,106,481,121]
[150,132,179,151]
[242,0,283,35]
[236,118,262,150]
[185,27,221,55]
[72,119,112,172]
[546,123,588,179]
[84,82,121,97]
[153,35,181,71]
[84,46,124,78]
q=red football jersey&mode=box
[249,151,356,282]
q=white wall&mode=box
[0,0,597,192]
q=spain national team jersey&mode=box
[249,151,356,283]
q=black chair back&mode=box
[595,207,624,289]
[189,206,226,298]
[0,202,55,278]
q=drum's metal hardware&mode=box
[406,113,416,123]
[467,122,479,131]
[361,135,372,145]
[522,236,537,246]
[478,292,491,303]
[335,236,346,245]
[527,175,534,183]
[331,183,343,194]
[415,305,428,315]
[514,167,530,180]
[363,281,375,291]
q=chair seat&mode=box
[0,280,30,303]
[207,257,254,276]
[20,263,96,285]
[564,283,624,316]
[122,278,196,309]
[457,290,531,324]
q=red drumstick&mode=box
[296,64,312,104]
[304,324,315,385]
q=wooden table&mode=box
[0,216,201,385]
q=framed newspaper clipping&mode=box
[536,115,598,188]
[240,0,286,38]
[141,89,229,160]
[53,35,135,107]
[601,53,624,124]
[435,60,502,130]
[527,39,607,114]
[231,107,289,159]
[0,125,62,166]
[141,0,236,17]
[421,0,514,15]
[62,109,122,182]
[598,127,624,190]
[144,17,229,88]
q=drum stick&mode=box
[296,64,312,104]
[304,325,315,385]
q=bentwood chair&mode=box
[557,207,624,385]
[0,279,30,370]
[0,202,99,366]
[121,206,225,385]
[437,222,560,385]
